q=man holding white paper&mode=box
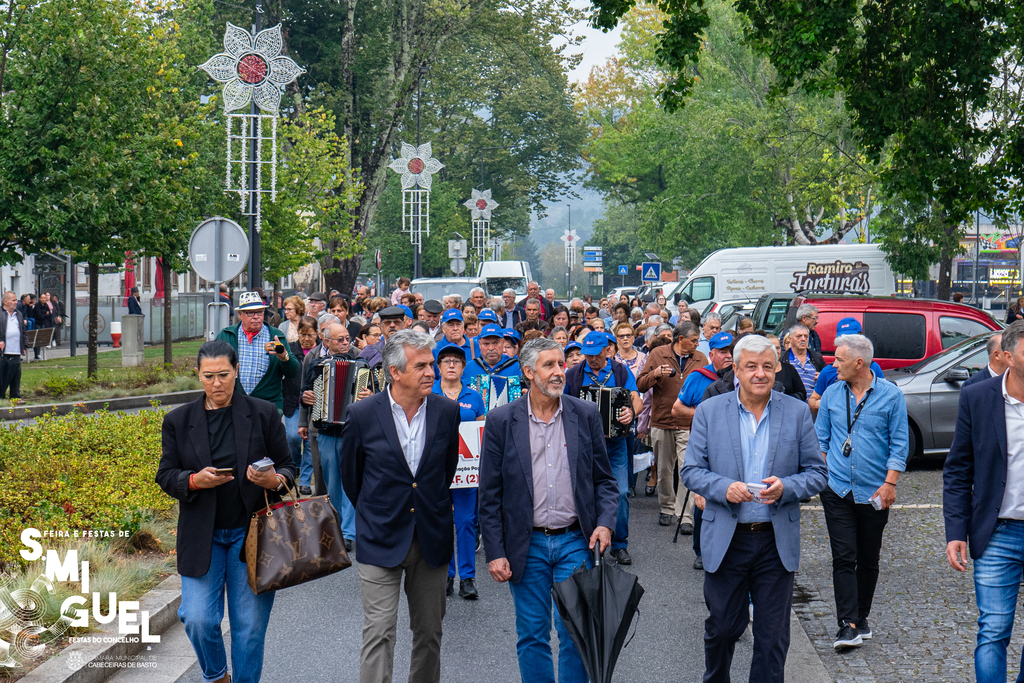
[815,334,909,652]
[682,335,826,683]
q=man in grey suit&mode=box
[963,332,1006,388]
[682,334,828,683]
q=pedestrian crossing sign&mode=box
[641,262,661,282]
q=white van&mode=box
[672,244,896,307]
[477,261,533,298]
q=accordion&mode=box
[310,358,375,429]
[578,386,632,439]
[468,374,523,414]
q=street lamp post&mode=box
[414,64,429,280]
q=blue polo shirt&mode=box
[433,337,471,379]
[432,380,484,422]
[812,363,884,397]
[677,364,719,407]
[462,355,521,382]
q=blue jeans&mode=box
[315,433,356,541]
[974,519,1024,683]
[449,487,477,579]
[283,411,313,487]
[178,528,275,683]
[607,437,629,550]
[509,529,592,683]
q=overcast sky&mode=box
[561,12,623,83]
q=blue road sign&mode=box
[618,265,628,275]
[641,262,661,282]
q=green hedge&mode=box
[0,410,174,569]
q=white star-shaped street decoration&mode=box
[463,188,499,220]
[388,142,444,190]
[560,229,580,247]
[199,23,305,114]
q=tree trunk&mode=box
[937,245,954,301]
[87,262,98,378]
[162,257,173,366]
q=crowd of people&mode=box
[156,277,1024,683]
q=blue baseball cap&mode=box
[436,343,466,362]
[477,309,498,323]
[398,304,414,320]
[564,341,583,355]
[581,333,609,355]
[479,323,504,339]
[836,317,862,336]
[441,309,463,324]
[709,332,732,350]
[503,328,521,342]
[604,331,617,346]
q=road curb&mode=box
[0,391,202,421]
[20,574,182,683]
[787,608,833,683]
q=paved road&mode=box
[175,491,764,683]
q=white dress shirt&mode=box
[387,387,428,475]
[998,372,1024,520]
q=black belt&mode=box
[736,522,773,534]
[533,520,580,536]
[2,354,19,359]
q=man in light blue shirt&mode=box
[815,333,908,652]
[695,312,722,356]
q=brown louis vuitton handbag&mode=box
[245,487,351,595]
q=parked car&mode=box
[886,332,996,460]
[409,277,489,302]
[750,293,1003,369]
[607,286,638,302]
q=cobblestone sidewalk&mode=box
[793,466,1024,683]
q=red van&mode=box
[750,294,1003,370]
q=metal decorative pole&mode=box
[464,188,498,271]
[199,18,304,292]
[389,142,443,278]
[561,224,579,298]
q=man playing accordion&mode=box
[564,332,642,565]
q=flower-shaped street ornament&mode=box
[463,188,499,220]
[560,229,580,247]
[199,23,305,114]
[388,142,444,190]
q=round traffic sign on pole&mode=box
[188,217,249,284]
[451,258,466,275]
[375,249,383,270]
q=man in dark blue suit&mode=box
[945,321,1024,683]
[479,337,618,683]
[962,332,1006,389]
[340,329,461,683]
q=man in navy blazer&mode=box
[682,334,827,683]
[962,332,1006,389]
[479,337,618,683]
[944,322,1024,683]
[340,330,461,683]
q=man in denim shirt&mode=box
[816,334,909,652]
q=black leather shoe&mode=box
[645,485,656,496]
[609,548,632,565]
[446,576,454,596]
[678,522,694,535]
[459,578,479,600]
[659,513,673,526]
[344,538,353,552]
[693,554,704,570]
[298,486,312,496]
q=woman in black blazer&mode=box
[156,340,295,683]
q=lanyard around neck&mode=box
[845,384,874,433]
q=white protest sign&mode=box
[451,420,485,489]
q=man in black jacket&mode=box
[340,330,461,683]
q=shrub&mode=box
[0,410,175,569]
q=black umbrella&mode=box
[552,546,645,683]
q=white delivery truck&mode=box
[477,260,533,299]
[668,244,896,307]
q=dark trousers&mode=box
[0,354,21,399]
[694,505,703,555]
[703,526,793,683]
[820,486,890,627]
